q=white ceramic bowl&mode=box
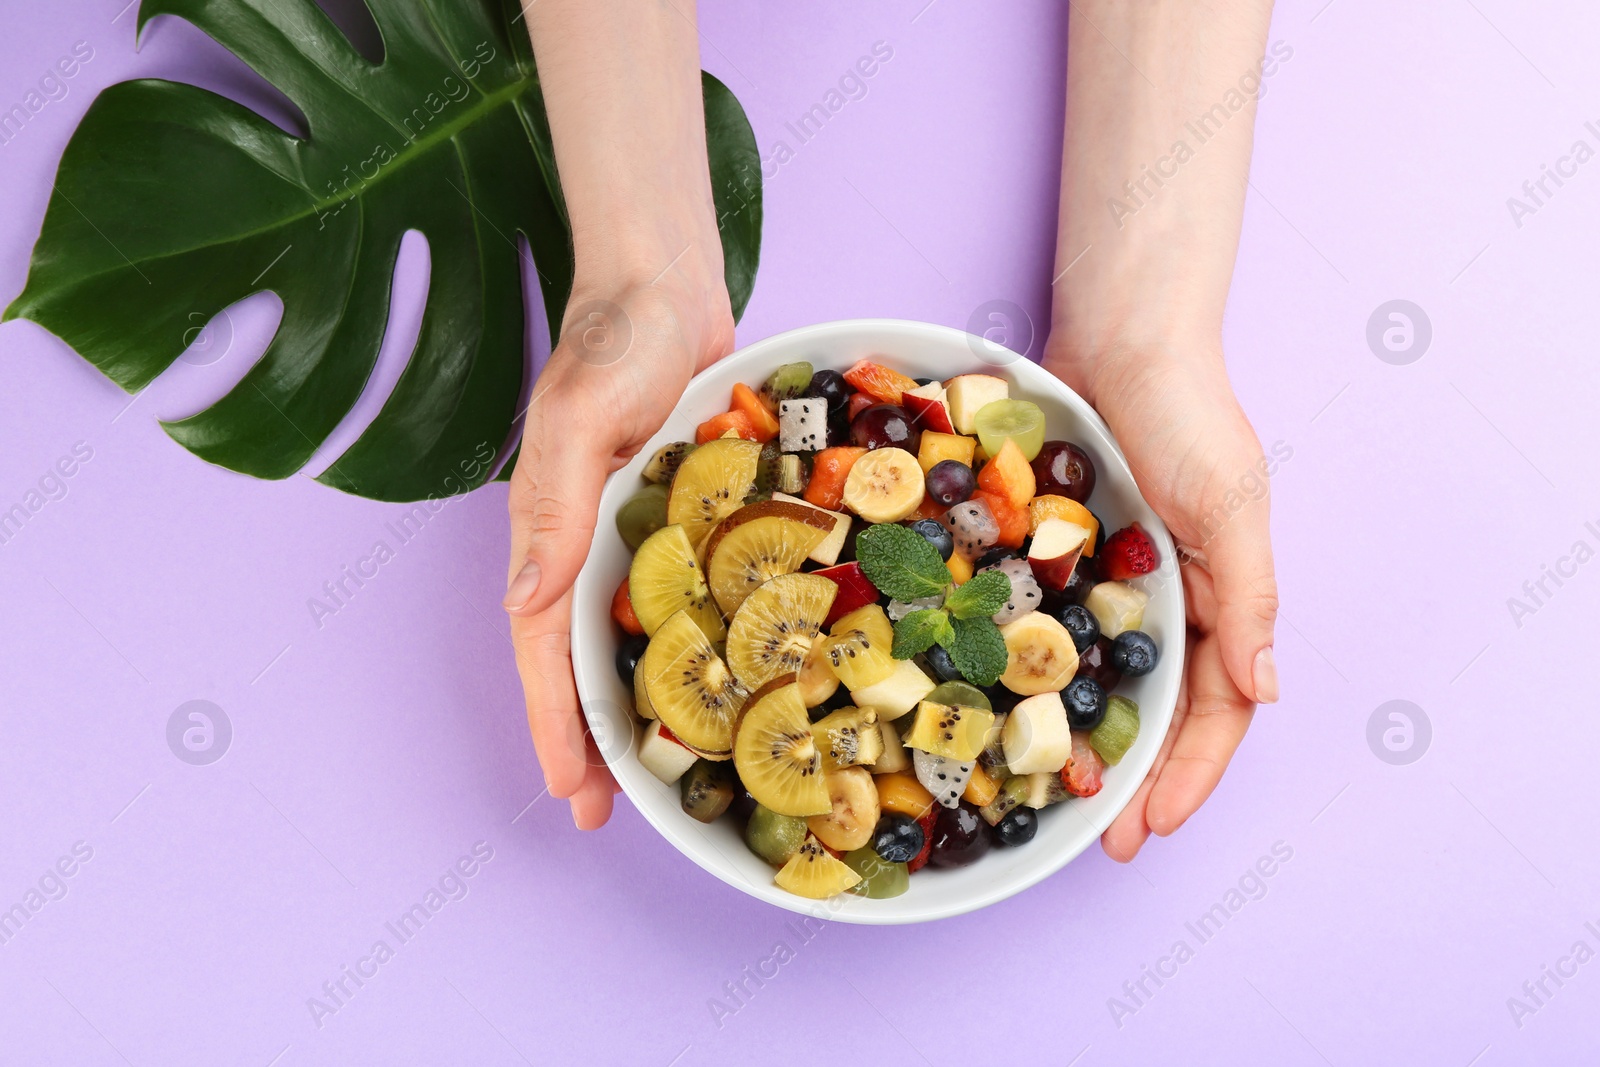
[572,319,1183,924]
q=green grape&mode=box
[744,805,808,867]
[974,399,1046,461]
[616,483,669,550]
[843,848,909,898]
[927,680,992,712]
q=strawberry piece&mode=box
[610,576,644,635]
[907,808,939,873]
[1061,731,1105,797]
[1099,522,1158,580]
[843,359,920,405]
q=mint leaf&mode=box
[945,569,1011,620]
[892,609,954,659]
[856,523,950,603]
[945,615,1009,688]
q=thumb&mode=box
[1198,471,1279,705]
[503,392,615,619]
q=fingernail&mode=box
[1253,646,1279,704]
[503,559,541,613]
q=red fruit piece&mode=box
[901,385,956,435]
[907,808,939,873]
[814,561,880,628]
[1099,522,1158,580]
[1061,731,1105,797]
[843,359,920,405]
[846,391,877,422]
[611,576,644,635]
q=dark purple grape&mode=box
[928,802,993,868]
[1076,636,1124,692]
[1032,441,1097,503]
[1065,556,1099,604]
[728,785,758,823]
[804,368,850,412]
[850,404,920,453]
[615,633,648,685]
[979,682,1023,716]
[925,459,976,508]
[975,545,1019,570]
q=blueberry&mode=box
[923,643,964,683]
[615,633,649,685]
[872,813,925,864]
[913,376,937,387]
[804,368,850,412]
[994,806,1038,847]
[1055,603,1100,653]
[909,517,954,560]
[1111,630,1158,676]
[1063,676,1107,731]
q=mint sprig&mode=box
[856,524,949,603]
[944,569,1011,620]
[946,615,1009,687]
[892,609,955,659]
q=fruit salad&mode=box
[610,359,1162,901]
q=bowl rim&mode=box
[571,317,1185,924]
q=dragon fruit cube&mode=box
[982,556,1042,625]
[943,498,999,558]
[778,398,827,453]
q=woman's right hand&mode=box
[503,265,733,829]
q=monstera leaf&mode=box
[4,0,761,501]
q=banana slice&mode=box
[806,765,880,852]
[1002,691,1073,774]
[997,611,1079,695]
[842,447,925,523]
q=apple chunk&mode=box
[943,374,1009,435]
[813,561,880,628]
[771,492,850,565]
[1028,517,1092,591]
[901,382,955,434]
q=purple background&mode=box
[3,1,1599,1063]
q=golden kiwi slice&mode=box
[725,572,837,691]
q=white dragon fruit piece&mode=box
[778,398,828,453]
[942,498,999,558]
[982,556,1042,625]
[914,748,975,808]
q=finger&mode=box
[1202,476,1279,704]
[1102,775,1156,861]
[510,589,587,799]
[1102,641,1191,861]
[569,752,617,830]
[503,388,614,619]
[1179,552,1216,630]
[1146,632,1254,835]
